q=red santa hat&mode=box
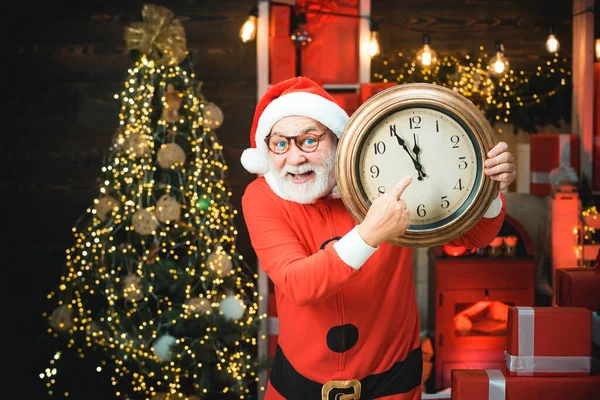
[240,76,350,175]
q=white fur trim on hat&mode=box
[240,147,269,175]
[240,92,349,175]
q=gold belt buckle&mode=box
[321,379,361,400]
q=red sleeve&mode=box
[448,192,507,249]
[241,180,360,306]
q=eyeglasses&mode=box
[265,131,329,154]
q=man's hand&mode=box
[484,141,516,191]
[357,176,413,247]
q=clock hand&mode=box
[391,132,425,180]
[412,134,427,179]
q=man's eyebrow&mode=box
[271,125,319,136]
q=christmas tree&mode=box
[41,4,260,399]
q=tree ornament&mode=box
[122,131,150,158]
[132,208,159,235]
[219,295,245,321]
[122,274,144,301]
[185,296,212,315]
[94,195,120,222]
[207,246,233,277]
[155,194,181,223]
[49,305,74,332]
[157,143,186,169]
[196,198,210,210]
[203,102,224,129]
[124,3,187,66]
[153,334,176,361]
[162,84,183,123]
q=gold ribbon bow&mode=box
[124,3,187,66]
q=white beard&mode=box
[264,147,337,204]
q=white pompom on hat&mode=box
[240,76,350,175]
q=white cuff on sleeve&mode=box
[333,226,378,270]
[483,193,502,219]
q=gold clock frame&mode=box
[336,83,499,248]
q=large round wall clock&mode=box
[336,83,499,248]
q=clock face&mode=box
[358,106,482,231]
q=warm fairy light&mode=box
[372,44,571,130]
[42,50,262,399]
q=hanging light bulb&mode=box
[489,41,509,75]
[367,20,381,58]
[239,6,258,43]
[595,38,600,61]
[545,25,560,53]
[416,34,438,67]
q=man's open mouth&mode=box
[288,171,314,183]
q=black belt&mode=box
[270,344,422,400]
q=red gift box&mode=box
[530,133,580,197]
[554,267,600,312]
[451,369,600,400]
[505,306,591,376]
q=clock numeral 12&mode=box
[409,116,421,129]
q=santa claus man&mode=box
[241,77,515,400]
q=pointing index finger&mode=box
[394,176,413,199]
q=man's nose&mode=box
[286,142,308,165]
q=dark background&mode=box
[6,0,574,398]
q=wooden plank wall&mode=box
[10,0,572,398]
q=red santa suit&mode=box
[240,77,506,400]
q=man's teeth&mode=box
[290,172,312,179]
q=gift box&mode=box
[554,267,600,311]
[451,369,600,400]
[505,306,592,376]
[530,133,579,197]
